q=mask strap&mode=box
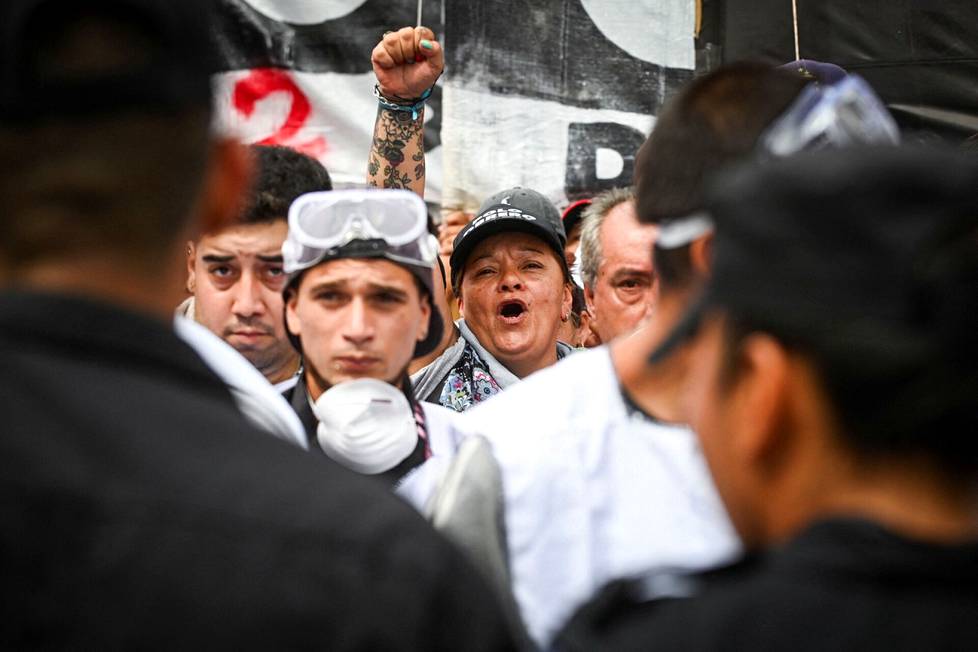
[401,372,431,460]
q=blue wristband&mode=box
[374,85,433,121]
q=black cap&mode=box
[0,0,217,123]
[650,146,978,369]
[562,198,592,234]
[450,187,568,289]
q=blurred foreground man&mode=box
[0,2,516,648]
[561,146,978,651]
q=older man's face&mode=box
[585,201,659,343]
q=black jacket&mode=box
[0,290,517,651]
[559,517,978,651]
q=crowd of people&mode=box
[2,1,976,650]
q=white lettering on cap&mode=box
[468,207,539,231]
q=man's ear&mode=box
[190,138,253,238]
[580,310,600,348]
[730,332,791,465]
[284,288,302,338]
[185,241,197,294]
[584,283,596,315]
[417,293,431,342]
[583,283,600,337]
[689,232,713,278]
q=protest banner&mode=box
[211,0,696,209]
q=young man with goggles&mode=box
[281,189,457,508]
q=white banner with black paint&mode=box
[209,0,695,209]
[441,0,695,210]
[210,0,445,199]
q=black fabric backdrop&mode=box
[698,0,978,141]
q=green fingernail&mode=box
[420,40,434,50]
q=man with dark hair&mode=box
[244,144,333,220]
[560,146,978,651]
[633,62,809,289]
[0,2,516,648]
[183,144,331,391]
[615,66,900,429]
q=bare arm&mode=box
[368,26,443,197]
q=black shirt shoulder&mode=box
[559,519,978,652]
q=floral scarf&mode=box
[438,342,503,412]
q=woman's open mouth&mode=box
[497,299,529,325]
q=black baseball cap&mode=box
[450,187,569,289]
[649,146,978,370]
[562,198,592,234]
[0,0,217,123]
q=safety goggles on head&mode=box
[283,189,437,274]
[761,74,900,157]
[656,76,900,252]
[655,211,715,251]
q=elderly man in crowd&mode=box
[0,2,517,648]
[561,146,978,652]
[183,144,331,392]
[578,188,658,344]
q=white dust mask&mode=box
[311,378,418,474]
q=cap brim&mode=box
[415,303,445,358]
[450,217,567,285]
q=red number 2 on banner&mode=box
[231,68,328,159]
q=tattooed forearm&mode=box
[413,150,425,181]
[367,107,426,195]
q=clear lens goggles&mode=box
[655,76,898,251]
[761,74,900,157]
[283,189,437,273]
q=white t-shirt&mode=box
[453,346,741,648]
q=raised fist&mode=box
[371,26,444,100]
